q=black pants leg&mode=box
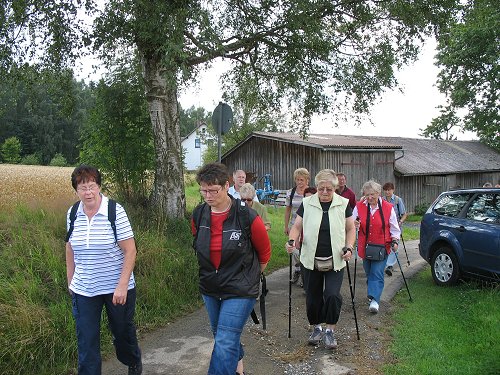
[104,288,142,367]
[303,267,344,325]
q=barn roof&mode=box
[222,132,500,176]
[243,131,402,150]
[366,136,500,176]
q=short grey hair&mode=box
[314,169,338,188]
[361,180,382,195]
[239,183,256,199]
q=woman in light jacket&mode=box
[286,169,355,350]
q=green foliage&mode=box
[49,153,67,167]
[0,65,92,165]
[1,136,21,163]
[385,270,500,375]
[79,58,154,204]
[21,153,42,165]
[427,0,500,150]
[414,202,431,215]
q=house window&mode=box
[195,138,201,148]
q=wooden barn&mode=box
[221,131,500,213]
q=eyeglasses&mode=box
[77,184,99,193]
[200,187,222,196]
[318,187,334,193]
[242,198,253,202]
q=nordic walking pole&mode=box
[353,217,360,297]
[393,244,413,302]
[344,249,360,340]
[287,240,294,338]
[400,231,410,266]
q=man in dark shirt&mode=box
[335,173,356,209]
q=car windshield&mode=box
[466,193,500,223]
[433,193,472,217]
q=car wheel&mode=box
[431,246,460,286]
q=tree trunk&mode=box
[142,53,185,219]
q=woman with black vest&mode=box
[352,180,401,314]
[191,162,271,375]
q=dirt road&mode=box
[103,240,425,375]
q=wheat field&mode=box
[0,164,77,211]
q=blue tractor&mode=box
[255,174,281,206]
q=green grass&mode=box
[384,269,500,375]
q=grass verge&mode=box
[384,269,500,375]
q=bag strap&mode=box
[289,186,297,207]
[65,201,80,242]
[108,199,117,244]
[365,199,386,244]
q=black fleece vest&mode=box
[193,199,261,299]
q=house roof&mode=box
[222,132,500,176]
[182,123,207,142]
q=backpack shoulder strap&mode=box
[65,201,81,242]
[192,203,207,250]
[237,199,251,239]
[289,186,297,207]
[108,199,117,243]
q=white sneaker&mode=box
[369,300,379,313]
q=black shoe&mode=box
[129,362,142,375]
[385,266,393,276]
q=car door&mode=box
[460,192,500,279]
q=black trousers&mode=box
[303,267,344,325]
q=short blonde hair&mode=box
[361,180,382,195]
[239,183,256,199]
[293,168,310,181]
[315,169,338,188]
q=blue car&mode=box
[419,188,500,286]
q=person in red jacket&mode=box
[352,180,400,314]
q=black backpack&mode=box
[65,199,117,243]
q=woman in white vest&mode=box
[286,169,355,350]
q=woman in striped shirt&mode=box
[65,165,142,375]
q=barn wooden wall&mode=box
[222,138,396,197]
[222,137,500,213]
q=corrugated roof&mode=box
[252,131,401,149]
[362,136,500,175]
[223,132,500,175]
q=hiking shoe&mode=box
[291,271,301,284]
[323,330,338,349]
[128,362,142,375]
[385,266,393,276]
[369,300,379,314]
[308,327,323,345]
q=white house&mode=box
[182,123,208,171]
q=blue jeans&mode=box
[363,257,388,303]
[202,295,256,375]
[386,251,397,267]
[71,288,141,375]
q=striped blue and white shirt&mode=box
[67,195,136,297]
